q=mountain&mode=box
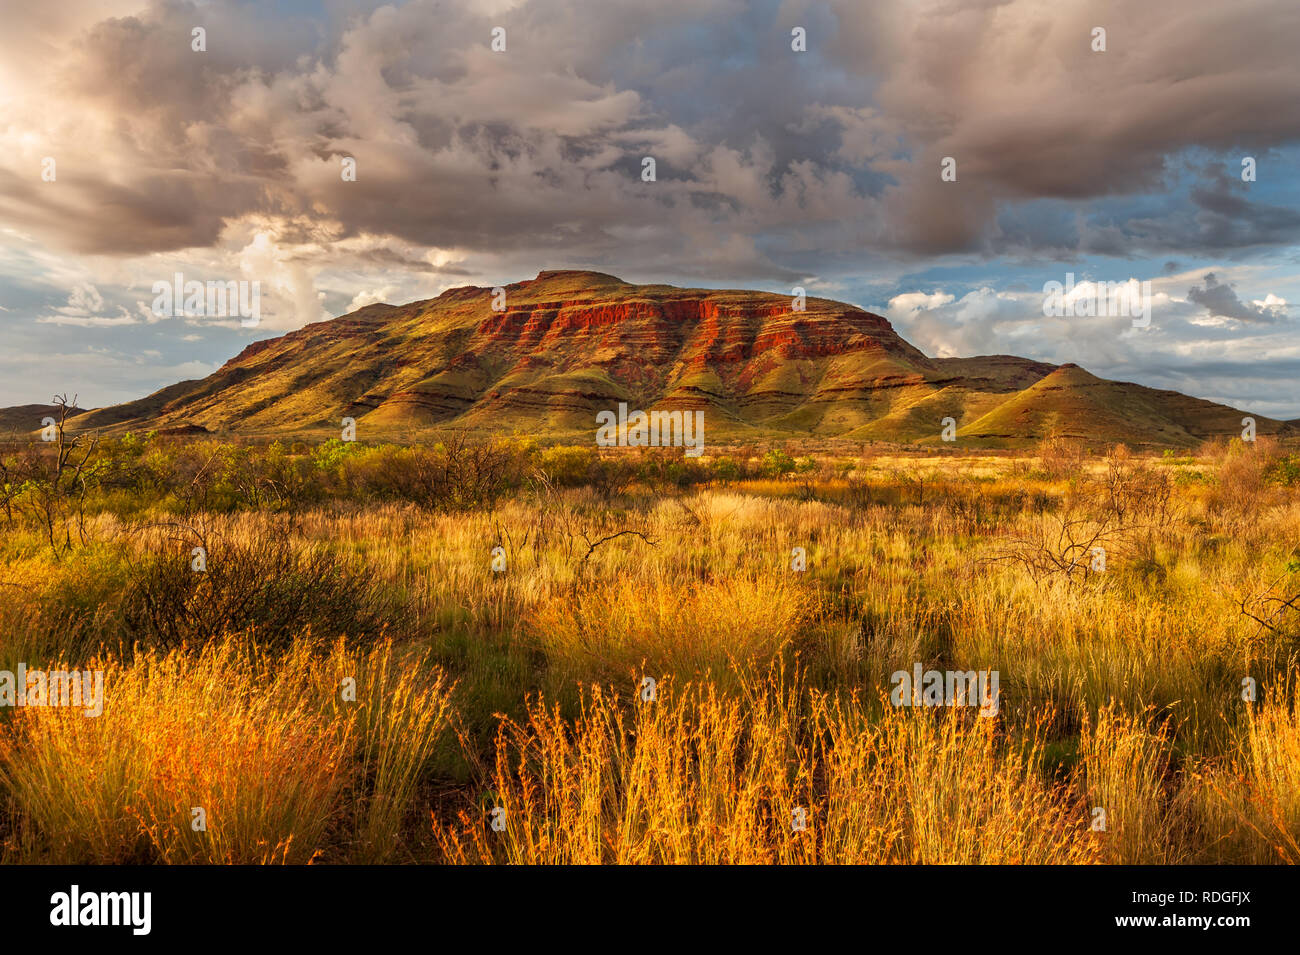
[44,270,1296,447]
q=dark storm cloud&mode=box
[822,0,1300,255]
[2,0,1299,269]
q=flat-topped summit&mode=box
[532,269,629,287]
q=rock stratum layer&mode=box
[60,270,1293,446]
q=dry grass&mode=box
[434,672,1095,864]
[1187,685,1300,864]
[527,573,810,692]
[0,440,1297,863]
[0,637,454,864]
[1080,704,1180,864]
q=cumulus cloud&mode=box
[887,290,955,316]
[38,283,138,327]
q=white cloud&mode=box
[347,287,401,311]
[37,282,138,327]
[886,290,955,314]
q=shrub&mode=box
[1266,454,1300,487]
[535,446,599,487]
[348,437,524,510]
[761,448,796,478]
[711,457,741,484]
[1036,433,1084,479]
[119,532,398,652]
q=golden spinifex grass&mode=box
[434,675,1097,864]
[0,638,454,864]
[1187,684,1300,864]
[1240,687,1300,862]
[1080,704,1180,864]
[527,573,810,693]
[0,436,1297,862]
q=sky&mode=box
[1,0,1298,417]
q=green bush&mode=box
[712,457,741,484]
[536,446,600,487]
[762,448,796,478]
[1266,454,1300,487]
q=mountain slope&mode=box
[56,270,1293,447]
[955,364,1267,446]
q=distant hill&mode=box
[0,403,93,437]
[21,270,1296,448]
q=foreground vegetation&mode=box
[1,422,1298,863]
